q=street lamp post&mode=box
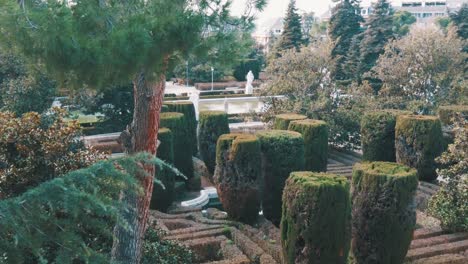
[186,61,189,87]
[211,67,214,91]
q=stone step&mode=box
[168,225,224,236]
[418,183,438,196]
[406,239,468,261]
[413,228,445,239]
[328,152,358,166]
[419,181,440,192]
[410,233,468,249]
[409,253,467,264]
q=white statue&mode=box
[245,70,254,94]
[223,97,229,113]
[189,91,200,120]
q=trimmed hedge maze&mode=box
[257,130,305,226]
[288,119,328,172]
[164,101,198,155]
[281,172,351,264]
[351,162,418,264]
[395,115,444,181]
[157,127,174,164]
[214,133,261,224]
[198,111,230,177]
[438,105,468,126]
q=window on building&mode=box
[361,9,367,15]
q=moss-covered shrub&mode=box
[288,119,328,172]
[214,133,261,223]
[395,115,444,181]
[164,101,197,155]
[256,130,305,226]
[273,113,307,130]
[157,127,174,164]
[360,110,411,162]
[281,172,350,264]
[438,105,468,126]
[160,112,194,180]
[351,162,418,264]
[198,111,230,176]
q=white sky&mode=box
[231,0,404,26]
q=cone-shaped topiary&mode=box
[257,130,305,226]
[160,112,194,179]
[273,113,307,130]
[361,110,412,162]
[164,101,197,155]
[214,133,261,223]
[288,119,328,172]
[198,111,230,176]
[157,127,174,164]
[351,162,418,264]
[438,105,468,126]
[395,115,444,181]
[281,172,351,264]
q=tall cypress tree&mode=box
[276,0,303,53]
[328,0,363,82]
[358,0,394,90]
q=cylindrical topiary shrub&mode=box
[438,105,468,126]
[288,119,328,172]
[150,159,176,212]
[281,172,351,264]
[157,127,174,164]
[160,112,194,180]
[360,110,411,162]
[351,162,418,264]
[198,111,230,176]
[273,113,307,130]
[164,101,197,155]
[214,133,261,223]
[257,130,305,226]
[395,115,444,181]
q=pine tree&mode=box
[328,0,364,82]
[358,0,394,90]
[0,0,265,262]
[450,3,468,40]
[276,0,304,53]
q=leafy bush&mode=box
[142,227,193,264]
[0,109,104,198]
[428,115,468,232]
[159,112,194,180]
[281,171,350,264]
[437,105,468,126]
[0,154,152,263]
[360,110,411,162]
[164,102,197,155]
[256,130,304,226]
[395,115,444,181]
[214,133,261,223]
[288,119,328,172]
[273,113,307,130]
[198,111,230,175]
[351,162,418,264]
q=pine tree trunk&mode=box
[111,70,166,263]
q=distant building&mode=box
[320,0,467,26]
[252,18,284,53]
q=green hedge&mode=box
[150,159,177,212]
[256,130,305,226]
[160,112,194,180]
[164,101,197,155]
[351,162,418,264]
[198,111,230,176]
[288,119,328,172]
[395,115,444,181]
[438,105,468,126]
[273,113,307,130]
[214,133,261,223]
[157,127,174,164]
[281,172,350,264]
[360,110,411,162]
